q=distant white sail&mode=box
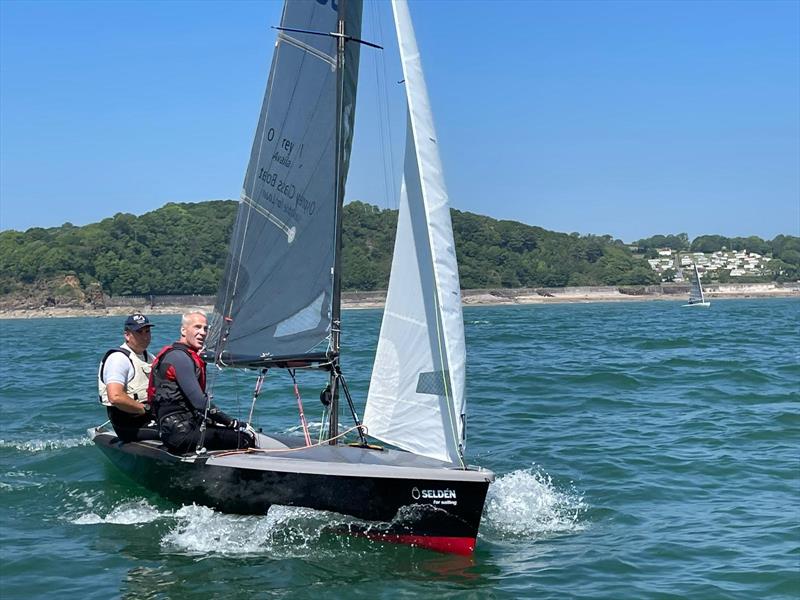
[688,264,705,304]
[363,0,466,466]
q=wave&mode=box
[0,470,48,492]
[69,495,344,557]
[634,338,694,350]
[72,499,163,525]
[482,467,586,539]
[566,371,642,389]
[0,436,92,453]
[160,504,329,556]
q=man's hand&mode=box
[208,406,234,426]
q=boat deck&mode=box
[91,427,493,483]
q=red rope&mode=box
[289,370,312,446]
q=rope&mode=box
[211,424,369,458]
[289,369,312,446]
[318,404,329,444]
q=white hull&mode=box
[682,301,711,307]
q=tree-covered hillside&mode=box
[1,200,797,299]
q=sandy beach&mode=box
[0,284,795,320]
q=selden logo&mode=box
[411,487,458,506]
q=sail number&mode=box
[257,168,315,216]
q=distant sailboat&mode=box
[91,0,494,555]
[684,264,711,307]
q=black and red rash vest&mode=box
[147,342,206,417]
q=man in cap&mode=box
[98,312,160,442]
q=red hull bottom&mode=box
[359,531,477,555]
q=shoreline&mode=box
[0,286,796,320]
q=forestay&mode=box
[207,0,362,365]
[363,0,467,467]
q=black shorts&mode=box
[107,406,159,443]
[158,412,254,454]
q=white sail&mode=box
[363,0,467,466]
[689,264,705,304]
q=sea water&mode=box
[0,298,797,599]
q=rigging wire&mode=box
[248,368,269,424]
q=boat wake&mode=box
[73,499,162,525]
[0,437,92,453]
[162,504,339,556]
[70,496,351,556]
[483,467,586,539]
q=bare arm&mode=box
[103,353,147,415]
[107,382,147,415]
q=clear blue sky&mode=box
[1,0,798,242]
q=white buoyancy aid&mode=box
[98,344,153,406]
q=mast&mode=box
[328,0,350,443]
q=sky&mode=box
[1,0,798,242]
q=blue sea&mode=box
[1,298,798,599]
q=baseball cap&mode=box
[124,313,154,332]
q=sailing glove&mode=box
[228,419,252,432]
[207,406,234,427]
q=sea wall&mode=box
[0,283,796,319]
[103,294,217,308]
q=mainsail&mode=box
[689,264,705,304]
[363,0,467,466]
[207,0,362,365]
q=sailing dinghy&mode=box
[91,0,494,555]
[683,264,711,307]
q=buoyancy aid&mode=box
[97,344,153,406]
[148,342,206,418]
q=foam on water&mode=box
[73,499,163,525]
[161,504,332,556]
[0,470,48,491]
[0,437,92,453]
[285,420,324,434]
[483,467,586,538]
